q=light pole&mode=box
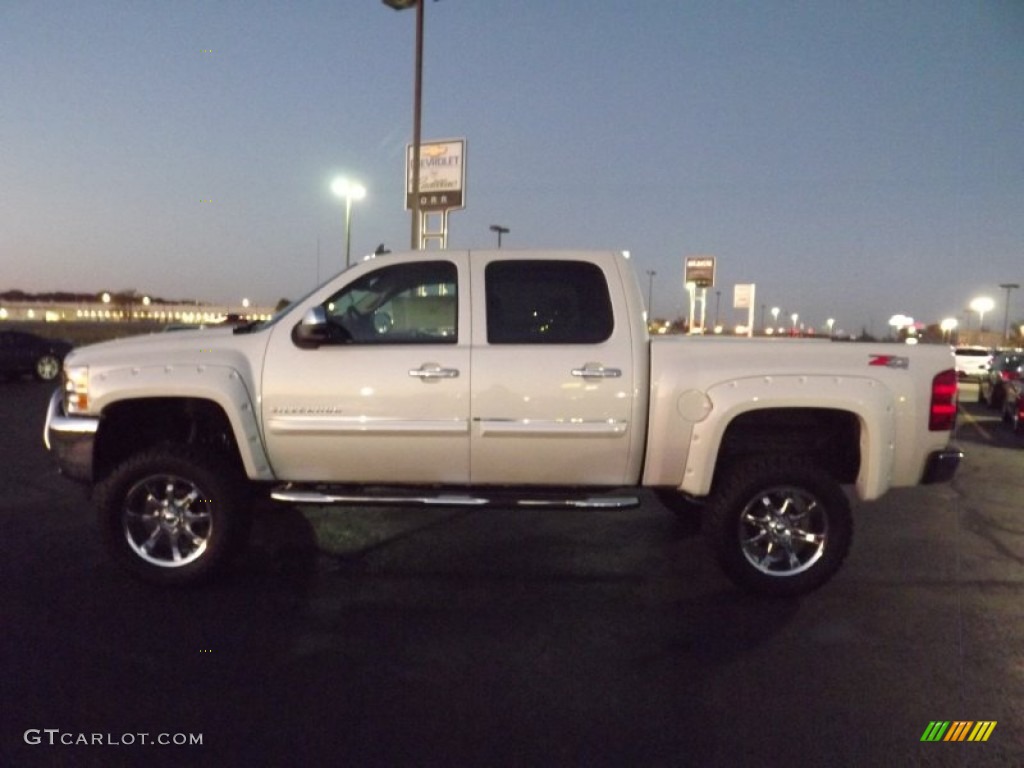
[969,296,995,342]
[490,224,509,248]
[771,306,780,333]
[645,270,656,320]
[382,0,425,249]
[999,283,1019,345]
[331,177,366,267]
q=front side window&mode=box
[322,261,457,343]
[485,260,614,344]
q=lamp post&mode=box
[969,296,995,342]
[771,306,780,333]
[645,270,656,320]
[999,283,1019,345]
[331,177,366,267]
[489,224,509,248]
[382,0,425,249]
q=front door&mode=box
[261,256,470,484]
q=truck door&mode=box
[261,256,470,484]
[469,255,638,486]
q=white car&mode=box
[954,346,991,380]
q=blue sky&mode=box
[2,1,1022,336]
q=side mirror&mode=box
[291,306,331,349]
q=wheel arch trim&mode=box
[91,365,275,481]
[679,375,896,501]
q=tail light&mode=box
[929,369,958,431]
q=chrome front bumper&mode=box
[43,388,99,484]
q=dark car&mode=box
[979,350,1024,409]
[0,330,72,382]
[1003,378,1024,435]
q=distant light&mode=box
[968,296,994,314]
[331,177,366,201]
[889,314,913,329]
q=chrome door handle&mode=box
[409,365,460,380]
[571,365,622,379]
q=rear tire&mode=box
[94,444,249,586]
[705,456,852,597]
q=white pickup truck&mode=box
[45,250,961,595]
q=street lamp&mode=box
[771,306,780,333]
[489,224,509,248]
[969,296,995,339]
[790,312,799,335]
[940,317,958,343]
[999,283,1019,345]
[382,0,425,249]
[645,270,656,320]
[331,177,366,267]
[826,318,835,337]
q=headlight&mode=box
[64,366,90,414]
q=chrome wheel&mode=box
[96,444,248,585]
[123,474,212,567]
[738,486,827,577]
[35,354,60,381]
[706,456,852,597]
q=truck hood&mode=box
[64,326,269,371]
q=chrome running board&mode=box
[270,485,640,510]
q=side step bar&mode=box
[270,486,640,510]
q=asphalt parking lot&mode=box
[2,378,1022,767]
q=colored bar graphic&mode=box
[921,721,949,741]
[968,722,997,742]
[921,721,996,742]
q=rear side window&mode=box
[485,260,614,344]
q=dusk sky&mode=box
[2,1,1022,336]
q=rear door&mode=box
[468,253,638,485]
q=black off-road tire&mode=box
[94,444,250,586]
[704,456,853,597]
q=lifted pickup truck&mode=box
[45,250,961,595]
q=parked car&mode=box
[979,350,1024,409]
[0,330,73,382]
[953,346,992,381]
[1002,378,1024,434]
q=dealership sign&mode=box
[684,256,716,288]
[406,138,466,212]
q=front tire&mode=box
[705,456,852,597]
[94,444,249,586]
